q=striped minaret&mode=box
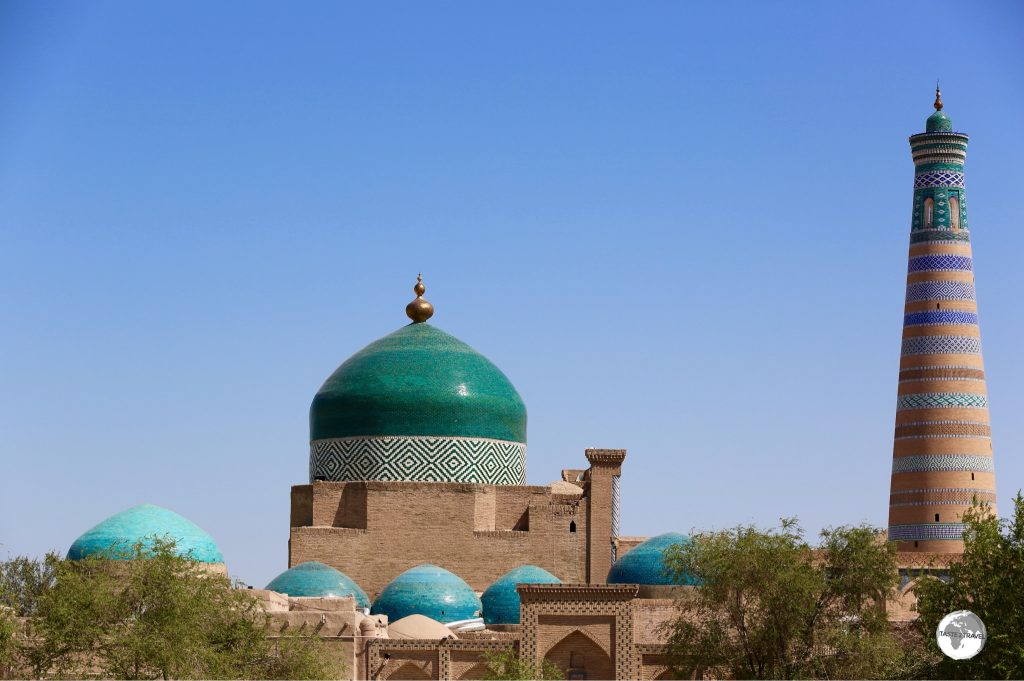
[888,87,997,553]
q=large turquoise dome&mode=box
[67,504,224,564]
[309,316,527,485]
[481,565,560,625]
[370,564,481,624]
[266,562,369,608]
[607,533,696,586]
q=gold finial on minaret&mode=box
[405,274,434,323]
[934,81,943,110]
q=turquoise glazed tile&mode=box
[481,565,560,625]
[926,109,953,133]
[266,561,370,608]
[310,323,526,443]
[370,564,481,624]
[67,504,224,563]
[607,533,696,586]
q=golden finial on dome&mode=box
[934,81,943,111]
[405,274,434,323]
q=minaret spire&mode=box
[888,97,996,553]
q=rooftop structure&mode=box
[309,278,527,485]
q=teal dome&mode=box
[371,564,481,624]
[309,322,528,485]
[266,562,369,608]
[311,323,526,442]
[481,565,560,625]
[607,533,696,586]
[67,504,224,564]
[926,109,953,133]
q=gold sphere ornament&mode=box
[406,274,434,323]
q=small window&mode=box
[935,513,940,522]
[972,472,975,480]
[914,541,919,548]
[949,194,961,230]
[937,303,941,309]
[924,198,934,229]
[569,521,577,533]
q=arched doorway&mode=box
[544,630,613,680]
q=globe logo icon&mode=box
[936,610,987,660]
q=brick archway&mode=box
[388,662,433,680]
[545,630,613,680]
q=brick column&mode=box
[584,449,625,584]
[888,91,997,553]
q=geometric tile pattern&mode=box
[899,366,986,383]
[909,229,971,244]
[901,335,982,356]
[891,454,995,473]
[889,487,996,507]
[894,420,991,440]
[903,310,979,326]
[887,523,968,541]
[905,280,976,302]
[309,436,526,485]
[896,392,987,410]
[907,254,973,273]
[914,170,965,188]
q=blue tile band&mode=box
[907,255,973,273]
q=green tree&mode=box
[481,647,564,680]
[0,606,19,679]
[914,493,1024,679]
[0,553,58,617]
[662,519,922,679]
[24,538,337,680]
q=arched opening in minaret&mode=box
[924,198,934,228]
[569,521,576,533]
[949,193,961,230]
[935,513,940,522]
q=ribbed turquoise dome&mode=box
[370,564,481,624]
[607,533,696,586]
[926,109,953,133]
[481,565,560,625]
[266,562,370,608]
[311,323,526,442]
[67,504,224,564]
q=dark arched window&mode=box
[569,521,577,533]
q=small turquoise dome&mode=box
[926,109,952,133]
[266,562,369,608]
[481,565,560,625]
[67,504,224,563]
[371,564,481,624]
[607,533,696,586]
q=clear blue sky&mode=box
[2,1,1022,588]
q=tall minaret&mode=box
[888,87,997,553]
